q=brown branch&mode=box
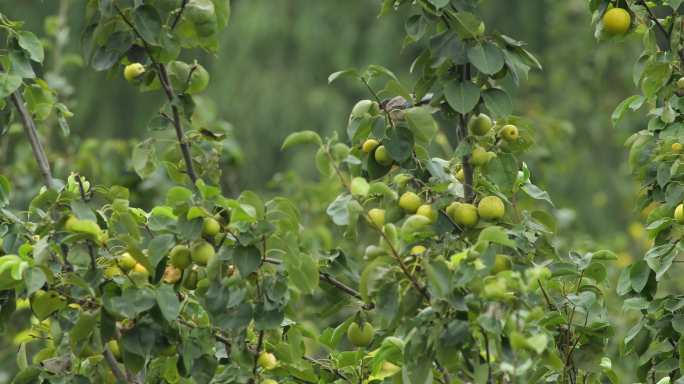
[636,0,670,50]
[458,65,474,203]
[10,92,53,189]
[252,330,264,377]
[263,257,374,309]
[115,5,198,185]
[170,0,189,30]
[103,346,129,383]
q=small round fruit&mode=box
[347,322,375,347]
[169,245,192,270]
[202,217,221,237]
[374,145,393,166]
[107,340,121,360]
[351,100,380,118]
[410,245,427,256]
[416,204,437,223]
[501,124,519,142]
[162,265,182,284]
[129,263,149,282]
[262,380,278,384]
[455,169,465,182]
[367,208,386,229]
[478,196,505,220]
[124,63,145,81]
[257,352,278,370]
[492,254,512,274]
[602,8,631,35]
[468,113,493,136]
[675,203,684,223]
[362,139,380,153]
[194,277,209,295]
[470,146,491,167]
[183,270,199,290]
[104,266,123,279]
[191,241,216,266]
[64,215,78,231]
[449,202,479,227]
[677,77,684,90]
[117,252,137,272]
[399,192,422,213]
[673,143,683,153]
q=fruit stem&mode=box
[10,91,53,189]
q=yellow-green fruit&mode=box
[416,204,437,223]
[374,145,393,166]
[262,380,278,384]
[470,147,491,167]
[124,63,145,81]
[492,254,512,274]
[468,113,493,136]
[107,340,121,359]
[183,270,199,290]
[129,263,149,282]
[347,322,375,347]
[410,245,427,256]
[677,77,684,90]
[257,352,278,370]
[64,215,78,231]
[399,192,422,213]
[501,124,519,141]
[104,266,123,279]
[117,252,138,272]
[169,245,192,269]
[351,100,380,118]
[602,8,631,35]
[367,208,385,229]
[162,265,182,284]
[483,279,508,300]
[449,202,479,227]
[362,139,380,153]
[202,217,221,237]
[675,203,684,223]
[673,143,683,153]
[191,241,215,266]
[194,277,209,295]
[478,196,505,220]
[455,169,465,182]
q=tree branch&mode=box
[103,346,129,383]
[170,0,189,30]
[10,92,53,189]
[636,0,670,50]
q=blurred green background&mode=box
[0,0,651,380]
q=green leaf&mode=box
[135,5,162,44]
[17,31,44,63]
[611,95,644,127]
[630,260,651,293]
[283,251,319,294]
[477,226,516,248]
[467,42,505,75]
[156,284,180,322]
[404,107,438,142]
[328,68,359,84]
[384,126,414,162]
[444,80,480,114]
[449,11,484,39]
[233,245,261,277]
[281,130,322,150]
[0,175,11,207]
[482,88,513,118]
[0,72,22,99]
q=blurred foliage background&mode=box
[0,0,652,381]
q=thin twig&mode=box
[303,355,352,383]
[103,347,129,383]
[10,92,53,189]
[636,0,670,50]
[170,0,189,30]
[252,330,265,377]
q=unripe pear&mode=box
[124,63,145,81]
[416,204,437,223]
[455,169,465,182]
[675,203,684,223]
[347,322,375,347]
[257,352,278,370]
[350,177,370,197]
[478,196,505,220]
[191,241,215,266]
[117,252,137,272]
[362,139,380,153]
[374,145,393,166]
[492,254,512,274]
[399,192,422,213]
[448,202,478,227]
[410,245,427,255]
[202,217,221,237]
[677,77,684,90]
[602,8,631,35]
[501,124,519,141]
[169,245,192,269]
[468,113,493,135]
[672,143,683,153]
[129,263,149,283]
[367,208,386,229]
[351,100,380,118]
[470,146,491,167]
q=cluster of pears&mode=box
[447,195,506,227]
[464,113,519,169]
[162,217,221,291]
